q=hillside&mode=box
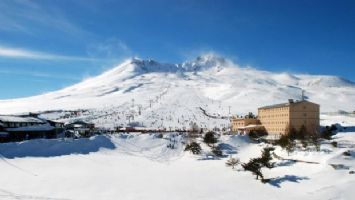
[0,54,354,129]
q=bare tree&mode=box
[226,156,240,169]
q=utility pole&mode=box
[149,99,153,108]
[138,105,142,115]
[126,114,131,124]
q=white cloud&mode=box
[0,0,91,37]
[0,45,98,61]
[177,47,240,65]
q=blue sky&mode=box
[0,0,354,99]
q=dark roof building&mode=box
[0,115,45,128]
[0,115,61,142]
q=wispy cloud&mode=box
[87,38,133,59]
[0,45,99,61]
[0,1,134,63]
[0,0,90,37]
[0,68,80,81]
[86,38,136,69]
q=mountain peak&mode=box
[124,57,179,74]
[129,57,159,66]
[180,53,229,72]
[119,54,230,75]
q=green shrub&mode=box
[343,151,351,156]
[203,131,218,146]
[242,158,263,180]
[248,130,267,140]
[184,142,202,154]
[331,141,338,147]
[241,147,275,181]
[259,147,275,168]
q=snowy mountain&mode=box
[0,54,354,129]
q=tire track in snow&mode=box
[0,154,38,177]
[0,188,71,200]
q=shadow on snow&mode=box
[218,143,238,155]
[268,175,309,188]
[0,135,116,159]
[274,160,297,167]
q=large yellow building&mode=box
[258,99,320,135]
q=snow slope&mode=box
[0,54,354,129]
[0,131,354,200]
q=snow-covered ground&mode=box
[1,118,354,200]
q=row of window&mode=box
[5,122,39,128]
[260,107,289,112]
[263,121,288,125]
[268,127,286,132]
[260,112,315,118]
[260,113,289,118]
[233,122,245,126]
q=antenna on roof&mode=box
[301,89,305,101]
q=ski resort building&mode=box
[231,99,320,137]
[0,115,64,142]
[65,121,95,137]
[0,115,45,129]
[258,99,320,135]
[230,117,263,134]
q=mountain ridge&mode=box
[0,54,354,129]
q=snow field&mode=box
[0,129,354,200]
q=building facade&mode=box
[258,99,320,135]
[230,117,263,134]
[0,115,69,142]
[65,121,95,137]
[0,115,45,128]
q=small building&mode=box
[258,99,320,136]
[47,120,65,129]
[0,122,8,142]
[0,115,58,142]
[65,120,95,137]
[230,117,263,134]
[0,122,4,131]
[47,120,65,137]
[0,115,45,129]
[6,124,56,140]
